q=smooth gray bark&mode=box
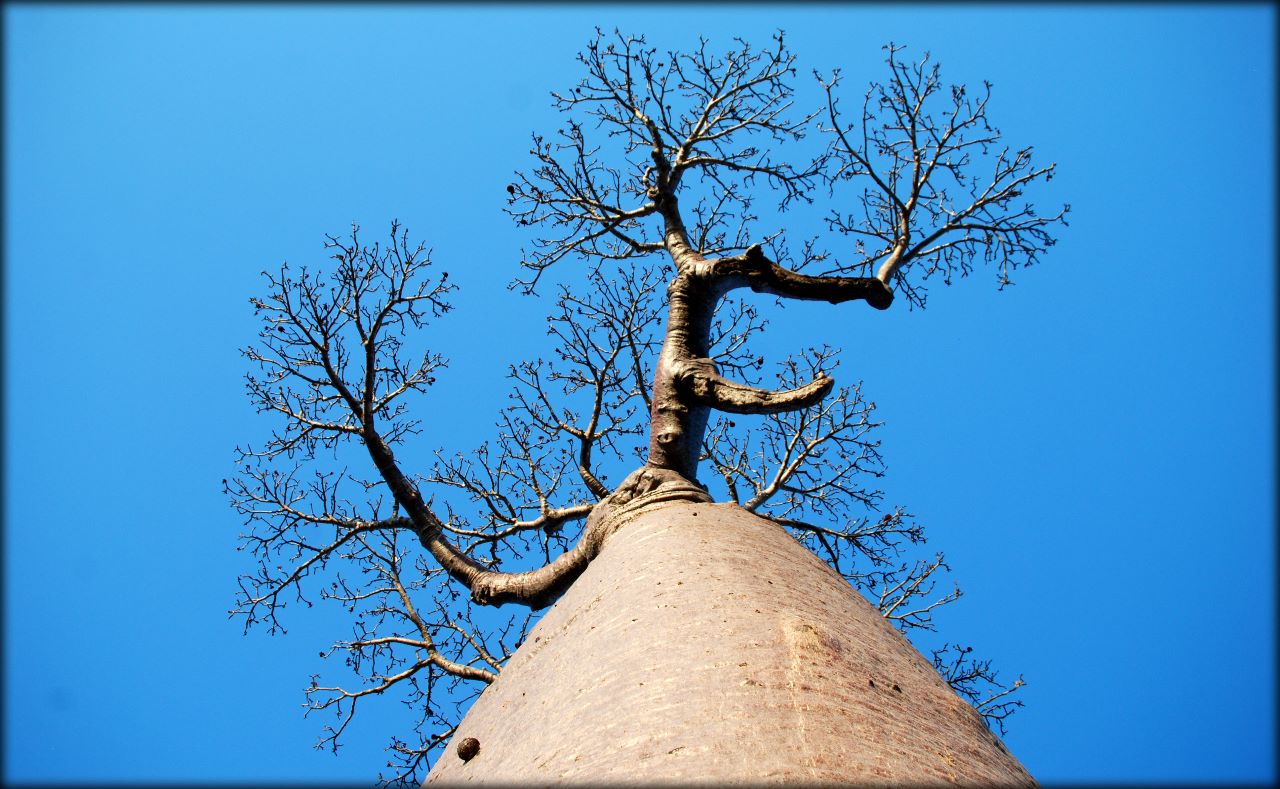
[426,502,1033,786]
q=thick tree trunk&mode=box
[425,501,1034,786]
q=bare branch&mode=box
[677,356,832,415]
[700,347,884,520]
[236,222,633,616]
[510,30,824,290]
[875,553,963,632]
[932,643,1026,735]
[714,243,893,308]
[820,44,1068,307]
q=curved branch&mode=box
[357,422,594,609]
[468,465,710,608]
[465,532,602,610]
[675,356,833,415]
[715,244,894,309]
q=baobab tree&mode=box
[230,30,1065,785]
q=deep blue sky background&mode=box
[4,4,1274,785]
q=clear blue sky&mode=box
[4,4,1274,785]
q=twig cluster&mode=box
[819,43,1068,307]
[932,643,1027,734]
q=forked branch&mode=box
[819,44,1069,306]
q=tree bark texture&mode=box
[425,502,1033,786]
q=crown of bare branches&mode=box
[231,30,1058,783]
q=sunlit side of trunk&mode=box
[426,501,1033,786]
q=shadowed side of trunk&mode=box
[425,502,1033,786]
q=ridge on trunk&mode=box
[426,502,1033,786]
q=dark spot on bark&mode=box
[869,679,875,688]
[457,736,480,762]
[893,684,902,693]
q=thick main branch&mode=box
[361,425,598,610]
[715,245,894,308]
[677,357,833,414]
